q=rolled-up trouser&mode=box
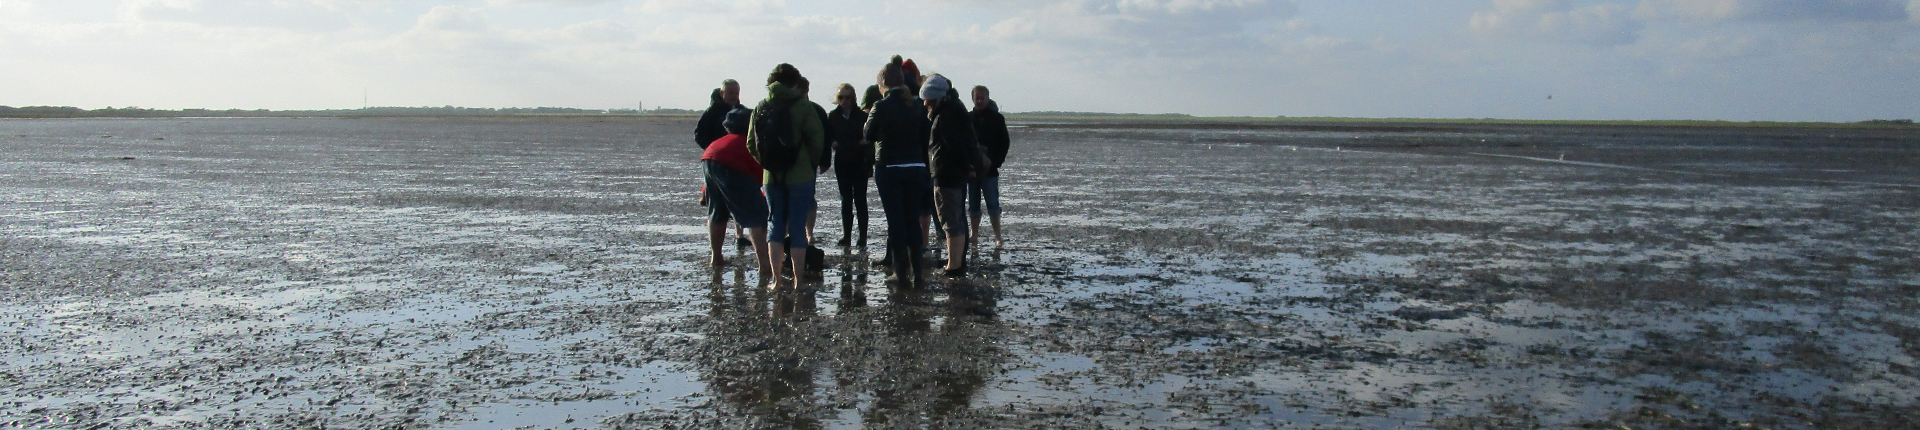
[764,181,816,249]
[875,165,930,271]
[968,176,1001,218]
[933,185,968,238]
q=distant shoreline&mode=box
[1,105,1911,129]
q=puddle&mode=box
[3,117,1917,428]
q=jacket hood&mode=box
[765,82,802,104]
[708,88,725,107]
[974,99,999,113]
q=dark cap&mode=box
[722,106,753,134]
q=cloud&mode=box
[123,0,355,31]
[1635,0,1910,22]
[1472,0,1643,45]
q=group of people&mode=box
[695,56,1012,290]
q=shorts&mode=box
[932,185,968,238]
[705,161,767,227]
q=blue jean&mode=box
[763,182,816,249]
[874,165,930,271]
[968,176,1001,218]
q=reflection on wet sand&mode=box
[689,258,1004,428]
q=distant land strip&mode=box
[1,105,1913,129]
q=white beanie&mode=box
[919,73,950,101]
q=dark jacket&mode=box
[813,102,834,171]
[827,103,872,178]
[927,95,982,188]
[694,89,730,150]
[864,86,930,168]
[971,100,1010,178]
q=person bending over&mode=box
[701,106,770,275]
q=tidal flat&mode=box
[2,116,1916,429]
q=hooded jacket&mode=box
[927,94,982,188]
[971,99,1010,178]
[694,89,731,150]
[864,86,930,168]
[746,82,827,185]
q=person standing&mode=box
[695,79,742,149]
[920,74,984,277]
[969,85,1009,248]
[827,83,872,248]
[748,64,827,291]
[702,107,771,274]
[864,61,931,282]
[797,77,833,249]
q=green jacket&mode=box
[746,82,827,185]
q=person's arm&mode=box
[745,108,762,166]
[991,111,1011,169]
[863,103,884,157]
[816,104,833,174]
[801,103,828,173]
[694,110,721,149]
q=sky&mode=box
[1,0,1916,121]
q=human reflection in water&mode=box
[688,259,1005,428]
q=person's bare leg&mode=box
[991,214,1003,247]
[969,213,982,250]
[766,243,787,290]
[749,227,770,282]
[806,211,817,246]
[788,245,808,289]
[945,234,966,270]
[708,220,728,266]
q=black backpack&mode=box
[752,99,801,179]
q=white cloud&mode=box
[1473,0,1642,46]
[1635,0,1909,22]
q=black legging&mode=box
[836,164,870,241]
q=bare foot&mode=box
[710,255,727,267]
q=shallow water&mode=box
[2,117,1917,428]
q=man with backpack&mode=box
[747,64,827,291]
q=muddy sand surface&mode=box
[3,117,1917,429]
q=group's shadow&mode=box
[689,254,1005,428]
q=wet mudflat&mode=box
[2,116,1917,429]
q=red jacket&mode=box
[702,133,762,182]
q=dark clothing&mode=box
[828,104,873,242]
[875,165,929,276]
[828,105,872,178]
[866,86,932,278]
[927,96,983,188]
[838,168,869,243]
[813,102,835,171]
[861,85,883,112]
[864,87,929,168]
[934,185,967,238]
[695,90,730,149]
[705,161,767,226]
[971,100,1010,178]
